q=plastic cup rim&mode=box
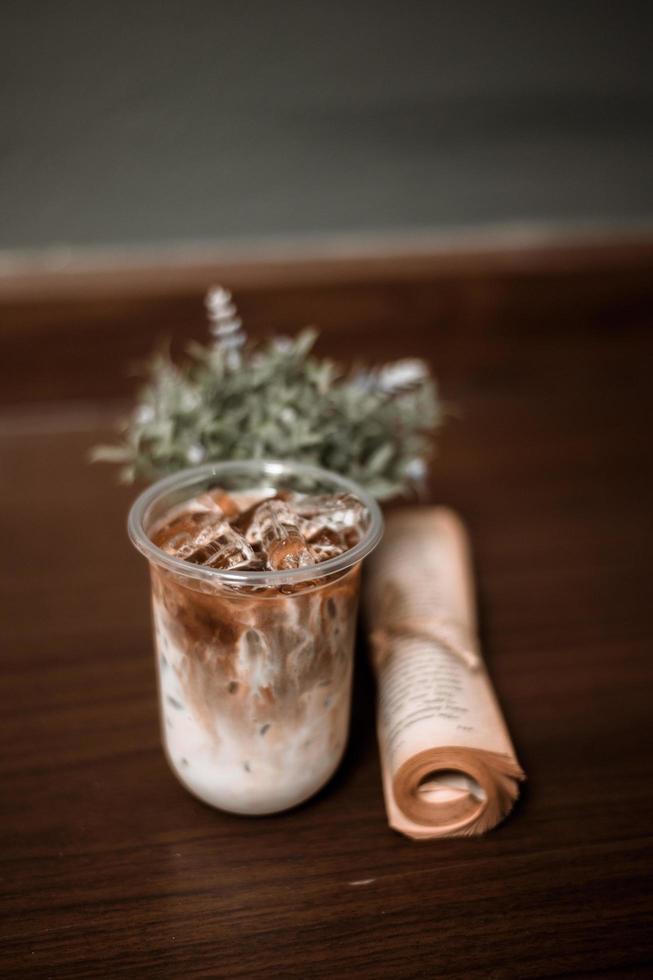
[127,459,384,586]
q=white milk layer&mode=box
[153,601,352,815]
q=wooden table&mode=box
[2,237,653,978]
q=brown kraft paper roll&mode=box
[364,507,525,839]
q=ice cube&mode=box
[247,499,315,570]
[292,492,367,545]
[308,533,346,563]
[200,523,261,569]
[153,511,218,557]
[230,490,283,538]
[153,511,258,569]
[195,488,241,520]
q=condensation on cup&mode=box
[128,460,383,815]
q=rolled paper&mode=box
[364,507,525,839]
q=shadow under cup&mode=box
[128,460,383,815]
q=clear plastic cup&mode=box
[128,460,383,815]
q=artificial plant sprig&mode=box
[91,287,442,500]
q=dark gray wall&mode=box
[2,1,652,250]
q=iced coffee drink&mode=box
[128,461,383,815]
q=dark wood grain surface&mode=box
[2,241,653,978]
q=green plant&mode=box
[91,287,442,499]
